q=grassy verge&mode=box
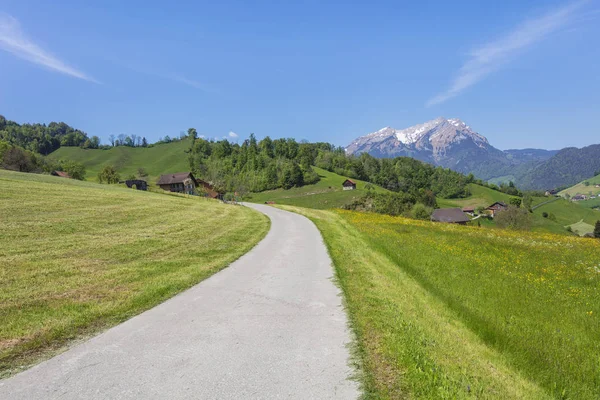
[0,170,269,376]
[279,205,600,399]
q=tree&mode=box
[509,197,522,207]
[494,206,532,230]
[411,203,433,220]
[188,128,198,142]
[98,165,120,184]
[2,147,35,172]
[522,193,533,210]
[137,167,148,178]
[108,134,115,147]
[62,160,86,180]
[142,137,148,147]
[594,220,600,238]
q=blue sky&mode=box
[0,0,598,150]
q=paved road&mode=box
[0,204,358,400]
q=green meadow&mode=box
[0,170,269,376]
[247,167,389,209]
[48,139,191,183]
[282,205,600,399]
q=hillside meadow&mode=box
[0,170,269,376]
[248,167,389,209]
[281,205,600,399]
[48,138,191,183]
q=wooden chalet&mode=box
[342,179,356,191]
[156,172,220,198]
[485,201,508,218]
[431,208,470,225]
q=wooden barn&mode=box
[51,171,71,179]
[157,172,220,198]
[342,179,356,191]
[486,202,508,218]
[157,172,197,194]
[431,208,470,225]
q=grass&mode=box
[48,139,192,183]
[247,167,390,209]
[437,184,514,209]
[533,198,600,235]
[567,220,595,236]
[559,174,600,198]
[280,205,600,399]
[0,169,269,376]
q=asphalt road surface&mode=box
[0,204,359,399]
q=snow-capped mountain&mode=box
[345,117,555,181]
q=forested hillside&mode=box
[519,144,600,190]
[0,115,98,155]
[187,132,473,202]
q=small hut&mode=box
[342,179,356,191]
[431,208,470,225]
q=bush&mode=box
[495,206,532,231]
[62,160,86,180]
[548,213,557,222]
[595,221,600,238]
[410,203,433,220]
[98,165,120,184]
[542,212,549,218]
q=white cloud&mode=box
[228,131,239,138]
[426,1,589,106]
[0,13,99,83]
[170,75,206,90]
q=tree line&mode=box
[186,129,472,204]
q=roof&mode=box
[342,179,356,186]
[462,206,475,212]
[156,172,195,185]
[431,208,470,223]
[52,171,70,178]
[486,201,508,209]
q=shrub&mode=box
[495,206,532,231]
[542,212,549,218]
[595,221,600,238]
[410,203,433,220]
[98,165,120,184]
[62,160,86,180]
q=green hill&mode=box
[0,169,268,375]
[247,167,390,209]
[559,174,600,198]
[48,139,192,183]
[437,183,514,209]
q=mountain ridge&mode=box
[345,117,596,190]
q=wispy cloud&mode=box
[228,131,239,138]
[426,1,589,106]
[170,75,206,90]
[0,12,99,83]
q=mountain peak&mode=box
[345,117,492,160]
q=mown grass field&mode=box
[437,184,514,209]
[48,139,191,183]
[247,167,389,209]
[0,170,269,376]
[533,198,600,234]
[281,205,600,399]
[559,174,600,198]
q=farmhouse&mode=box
[51,171,71,179]
[462,206,476,216]
[545,189,558,196]
[431,208,470,225]
[342,179,356,190]
[571,194,587,202]
[157,172,220,198]
[486,201,508,218]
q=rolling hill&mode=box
[247,167,390,209]
[559,173,600,198]
[48,139,192,183]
